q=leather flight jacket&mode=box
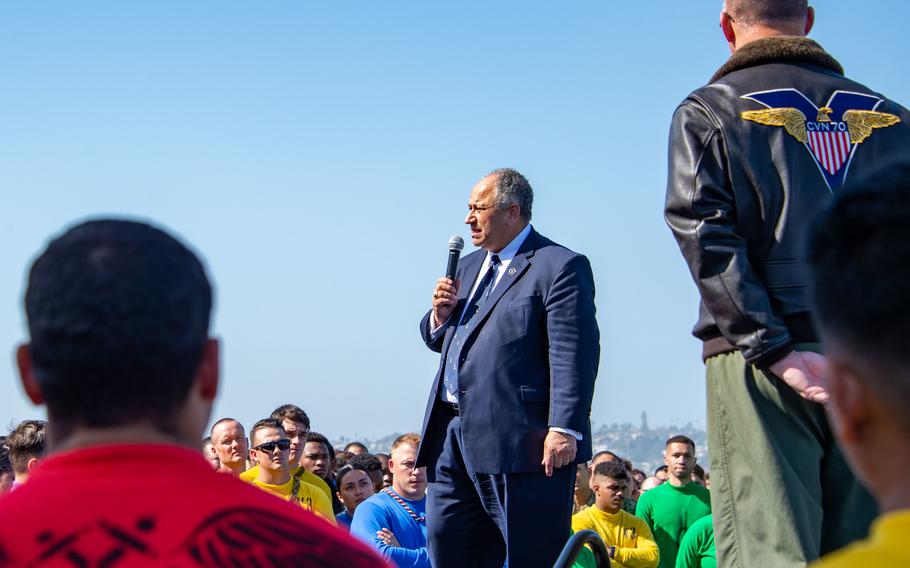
[665,36,910,367]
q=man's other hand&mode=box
[432,277,459,325]
[377,528,400,548]
[541,430,577,477]
[768,350,829,404]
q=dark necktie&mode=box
[442,255,501,401]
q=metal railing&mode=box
[553,529,611,568]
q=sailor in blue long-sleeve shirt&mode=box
[350,435,430,568]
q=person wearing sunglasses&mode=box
[239,404,334,507]
[248,418,336,524]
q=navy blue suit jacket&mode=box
[416,228,600,475]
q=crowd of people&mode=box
[1,412,714,568]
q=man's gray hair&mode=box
[726,0,808,25]
[488,168,533,221]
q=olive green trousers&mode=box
[706,347,876,568]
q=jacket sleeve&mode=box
[664,100,793,367]
[546,254,600,433]
[349,500,430,568]
[419,310,447,353]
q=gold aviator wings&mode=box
[741,108,808,143]
[843,110,901,144]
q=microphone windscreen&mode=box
[448,235,464,252]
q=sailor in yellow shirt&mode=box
[572,461,659,568]
[246,418,336,524]
[240,464,333,504]
[811,512,910,567]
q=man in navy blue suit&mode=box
[417,168,600,568]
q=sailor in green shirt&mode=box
[635,436,711,568]
[675,515,715,568]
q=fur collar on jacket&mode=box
[710,36,843,83]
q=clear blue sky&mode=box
[1,2,907,444]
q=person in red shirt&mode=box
[0,219,386,568]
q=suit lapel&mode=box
[469,230,539,330]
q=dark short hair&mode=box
[7,420,48,474]
[270,404,311,431]
[654,465,668,474]
[24,219,212,430]
[726,0,808,24]
[344,442,368,453]
[591,450,621,463]
[350,453,382,473]
[0,437,11,474]
[693,464,706,480]
[488,168,533,221]
[249,418,285,446]
[335,463,371,488]
[593,460,628,480]
[304,432,335,461]
[665,435,696,452]
[807,169,910,429]
[334,452,353,471]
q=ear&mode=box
[27,457,40,475]
[506,203,522,226]
[16,344,44,405]
[197,339,219,400]
[720,11,736,44]
[825,359,869,445]
[805,6,815,35]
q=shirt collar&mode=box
[488,223,532,264]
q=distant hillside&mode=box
[590,413,708,475]
[334,413,708,475]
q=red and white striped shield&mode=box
[807,130,852,175]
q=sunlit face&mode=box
[203,441,220,470]
[211,420,248,469]
[665,442,696,482]
[251,427,290,473]
[575,463,591,496]
[0,471,14,494]
[390,444,427,499]
[592,475,627,513]
[336,469,375,514]
[301,441,331,480]
[281,420,309,465]
[464,177,518,252]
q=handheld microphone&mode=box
[445,235,464,281]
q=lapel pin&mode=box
[508,267,517,276]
